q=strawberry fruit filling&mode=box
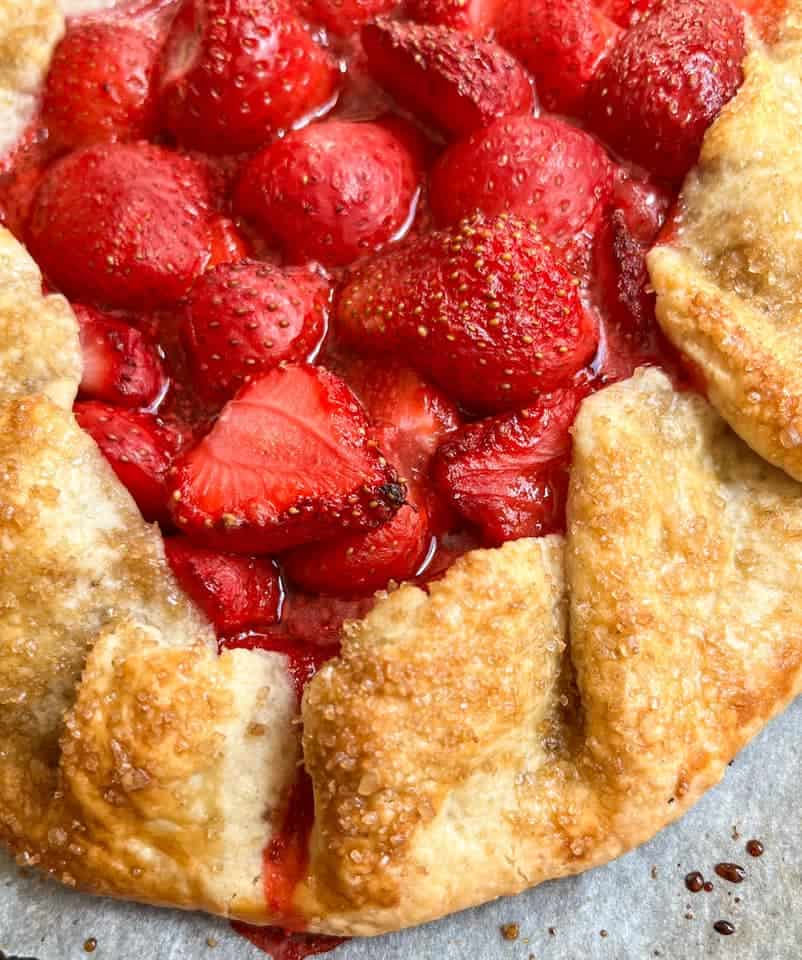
[0,0,761,945]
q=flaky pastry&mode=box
[3,0,802,943]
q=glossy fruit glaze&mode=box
[0,0,755,952]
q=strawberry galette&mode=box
[2,0,802,947]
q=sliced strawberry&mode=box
[497,0,618,116]
[593,174,671,335]
[360,19,533,140]
[164,536,282,633]
[340,358,460,482]
[168,364,406,553]
[336,213,597,413]
[282,492,432,596]
[181,261,329,405]
[430,116,613,247]
[431,390,579,545]
[27,143,214,310]
[586,0,746,180]
[407,0,502,35]
[75,304,167,409]
[159,0,338,154]
[75,402,188,523]
[235,120,422,268]
[41,22,160,153]
[296,0,399,35]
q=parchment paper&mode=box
[1,697,800,960]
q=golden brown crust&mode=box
[0,230,299,922]
[4,0,802,940]
[650,0,802,481]
[0,0,63,154]
[297,368,802,936]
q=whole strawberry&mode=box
[296,0,399,35]
[336,213,598,413]
[75,304,167,409]
[182,260,329,405]
[27,143,215,309]
[430,116,613,247]
[497,0,618,116]
[41,21,160,152]
[75,403,188,523]
[159,0,338,154]
[407,0,502,35]
[586,0,746,179]
[361,19,533,139]
[431,389,579,544]
[235,120,422,267]
[164,537,282,633]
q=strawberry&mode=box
[340,359,461,482]
[27,143,214,310]
[497,0,618,116]
[360,19,534,140]
[586,0,746,180]
[429,116,613,247]
[41,22,160,153]
[244,592,376,649]
[207,216,251,269]
[594,0,658,26]
[74,403,188,523]
[336,213,598,413]
[168,364,406,553]
[431,389,579,545]
[159,0,338,155]
[406,0,502,35]
[164,537,282,633]
[75,303,167,409]
[181,261,329,405]
[593,174,671,335]
[282,493,432,596]
[235,120,422,268]
[296,0,399,35]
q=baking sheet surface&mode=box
[1,698,799,960]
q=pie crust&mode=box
[2,0,802,941]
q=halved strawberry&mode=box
[27,143,214,310]
[168,364,406,553]
[586,0,746,180]
[75,304,167,409]
[164,537,282,633]
[296,0,399,35]
[336,213,597,413]
[159,0,338,154]
[360,19,533,140]
[338,359,461,482]
[282,492,432,596]
[431,389,579,545]
[181,261,329,406]
[430,116,613,247]
[75,403,188,523]
[235,120,422,268]
[497,0,618,116]
[41,21,160,153]
[407,0,502,35]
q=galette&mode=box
[1,0,802,947]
